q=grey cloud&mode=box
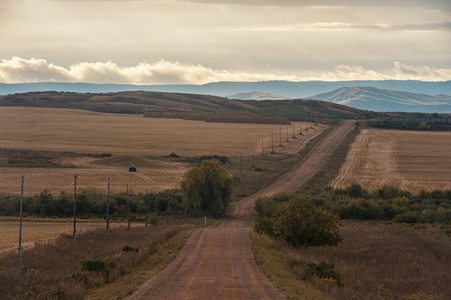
[394,22,451,31]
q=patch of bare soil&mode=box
[330,129,451,192]
[127,120,353,300]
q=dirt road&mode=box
[128,120,354,300]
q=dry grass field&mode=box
[0,107,325,194]
[0,219,127,255]
[331,129,451,192]
[252,221,451,299]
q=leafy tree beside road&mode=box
[181,160,233,218]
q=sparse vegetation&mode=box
[0,220,203,299]
[252,221,451,299]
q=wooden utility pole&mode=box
[155,195,158,227]
[18,176,24,258]
[73,175,78,240]
[286,125,289,142]
[145,189,148,228]
[252,146,255,166]
[106,178,110,230]
[127,184,130,228]
[239,152,242,173]
[279,127,282,146]
[271,133,274,153]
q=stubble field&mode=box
[331,129,451,192]
[0,219,128,254]
[0,107,325,194]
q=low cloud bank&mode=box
[0,57,450,84]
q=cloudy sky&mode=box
[0,0,450,84]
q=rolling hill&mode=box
[0,90,366,122]
[309,86,451,113]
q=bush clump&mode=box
[254,198,343,248]
[302,260,344,286]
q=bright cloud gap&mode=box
[0,57,450,85]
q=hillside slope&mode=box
[309,86,451,112]
[0,90,366,121]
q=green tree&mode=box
[181,160,233,218]
[254,198,343,248]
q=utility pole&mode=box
[145,189,148,228]
[286,125,289,142]
[18,176,24,258]
[73,175,78,240]
[155,195,158,227]
[252,146,255,166]
[127,184,130,228]
[106,178,110,230]
[239,152,242,173]
[271,133,274,153]
[279,127,282,146]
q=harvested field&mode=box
[0,220,125,255]
[0,107,324,156]
[331,129,451,192]
[0,107,326,194]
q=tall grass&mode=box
[0,219,202,299]
[255,221,451,299]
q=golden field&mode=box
[331,129,451,192]
[0,219,127,255]
[0,107,325,194]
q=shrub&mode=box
[255,198,343,248]
[302,260,344,286]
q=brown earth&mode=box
[330,129,451,192]
[0,107,325,194]
[127,120,354,300]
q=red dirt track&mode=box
[128,120,354,300]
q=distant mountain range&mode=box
[1,80,450,98]
[227,91,292,100]
[308,86,451,113]
[1,80,451,113]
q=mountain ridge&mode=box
[309,86,451,112]
[1,80,450,98]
